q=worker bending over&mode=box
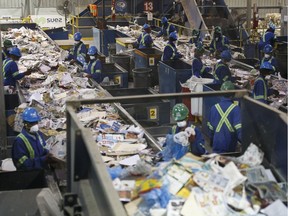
[253,61,278,104]
[191,42,213,78]
[67,32,87,64]
[156,17,176,39]
[137,24,154,49]
[161,32,183,61]
[209,26,230,58]
[12,107,53,170]
[85,46,102,83]
[169,103,207,156]
[3,47,31,93]
[213,50,233,85]
[207,81,242,153]
[260,44,278,73]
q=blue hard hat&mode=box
[22,107,41,123]
[221,50,232,61]
[74,32,82,41]
[87,46,98,55]
[169,32,178,40]
[263,44,273,54]
[9,47,21,57]
[260,61,273,70]
[143,23,150,30]
[161,17,168,24]
[77,55,86,64]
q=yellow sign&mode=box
[149,57,155,66]
[114,75,122,86]
[149,107,157,120]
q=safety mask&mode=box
[29,124,39,133]
[74,41,79,45]
[215,37,219,41]
[264,54,270,58]
[177,120,187,128]
[7,47,12,52]
[90,56,96,60]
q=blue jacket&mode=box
[67,41,87,61]
[2,49,9,61]
[191,57,212,78]
[213,60,232,85]
[258,31,276,51]
[3,58,25,87]
[252,75,274,104]
[137,32,153,49]
[209,35,229,54]
[189,37,202,46]
[157,23,176,37]
[85,59,102,83]
[207,98,242,153]
[260,56,277,73]
[12,129,49,170]
[169,122,207,156]
[161,41,182,61]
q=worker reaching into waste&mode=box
[12,107,54,170]
[258,22,277,59]
[137,24,154,49]
[189,29,202,46]
[213,50,233,85]
[207,81,242,153]
[191,42,213,78]
[67,32,87,64]
[161,32,183,61]
[209,26,230,58]
[3,47,31,94]
[156,17,176,39]
[2,39,14,61]
[260,44,278,73]
[84,46,102,83]
[168,103,207,157]
[253,61,279,104]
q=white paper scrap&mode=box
[261,199,288,216]
[119,155,140,166]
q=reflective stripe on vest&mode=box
[167,44,175,60]
[90,59,101,74]
[2,59,12,77]
[215,104,236,133]
[77,43,86,57]
[166,24,171,36]
[17,133,35,159]
[140,33,148,46]
[214,63,225,80]
[213,36,225,50]
[253,77,267,100]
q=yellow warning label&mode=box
[149,107,157,120]
[149,57,155,66]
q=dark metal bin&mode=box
[107,88,170,125]
[101,63,128,88]
[133,48,163,86]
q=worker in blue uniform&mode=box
[3,47,31,92]
[189,29,202,46]
[156,17,176,39]
[213,50,232,85]
[137,24,154,49]
[169,103,207,156]
[253,61,278,104]
[207,81,242,153]
[67,32,87,63]
[258,23,277,59]
[2,39,13,61]
[12,107,52,170]
[191,42,213,78]
[85,46,102,83]
[209,26,230,58]
[161,32,183,61]
[260,44,278,73]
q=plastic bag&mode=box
[107,166,123,180]
[237,143,264,167]
[120,160,152,178]
[140,186,171,209]
[161,134,189,161]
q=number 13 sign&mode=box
[144,1,153,11]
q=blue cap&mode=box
[169,32,177,40]
[22,107,41,123]
[9,47,22,57]
[143,23,150,30]
[161,17,168,24]
[87,46,98,55]
[74,32,82,41]
[263,44,273,54]
[221,50,232,61]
